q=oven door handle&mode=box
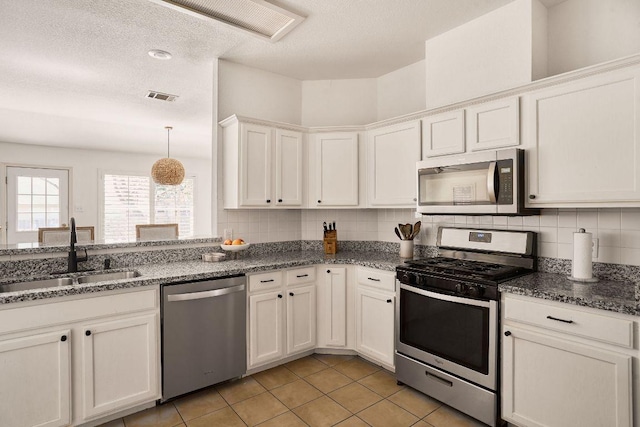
[399,283,492,309]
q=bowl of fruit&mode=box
[220,238,250,252]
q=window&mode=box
[102,173,195,242]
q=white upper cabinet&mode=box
[525,66,640,207]
[421,110,465,158]
[367,121,421,207]
[310,132,359,207]
[221,116,304,209]
[466,97,520,151]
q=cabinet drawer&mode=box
[286,267,316,286]
[356,267,395,292]
[248,271,283,292]
[504,295,634,349]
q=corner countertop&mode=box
[499,272,639,316]
[0,251,404,305]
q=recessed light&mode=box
[148,49,172,60]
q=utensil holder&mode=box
[400,240,414,258]
[324,230,337,254]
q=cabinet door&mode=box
[502,325,632,427]
[525,68,640,206]
[249,291,284,368]
[81,314,159,420]
[421,110,465,158]
[367,121,421,207]
[275,129,303,207]
[314,133,359,206]
[286,284,316,355]
[240,123,273,206]
[355,286,395,367]
[317,267,347,347]
[0,329,71,427]
[467,97,519,151]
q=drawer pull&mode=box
[289,292,294,296]
[386,299,392,303]
[546,315,574,324]
[260,279,275,283]
[425,371,453,387]
[277,294,283,299]
[296,274,309,278]
[367,277,381,282]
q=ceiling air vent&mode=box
[146,91,178,102]
[148,0,305,42]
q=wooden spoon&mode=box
[394,227,404,240]
[399,223,412,240]
[410,221,421,240]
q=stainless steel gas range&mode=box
[395,227,537,427]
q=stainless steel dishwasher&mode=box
[161,275,246,401]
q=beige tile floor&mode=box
[100,354,486,427]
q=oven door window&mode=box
[399,288,489,374]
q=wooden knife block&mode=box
[323,230,337,254]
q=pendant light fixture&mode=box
[152,126,185,185]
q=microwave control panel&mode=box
[497,159,513,204]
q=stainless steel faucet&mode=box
[68,217,88,272]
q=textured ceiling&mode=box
[0,0,565,156]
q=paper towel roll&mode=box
[571,229,593,280]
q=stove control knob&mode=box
[467,285,484,297]
[401,272,415,284]
[455,283,467,295]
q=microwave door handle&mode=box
[487,161,497,203]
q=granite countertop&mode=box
[499,272,639,316]
[0,250,404,305]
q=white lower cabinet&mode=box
[248,267,316,370]
[501,294,636,427]
[81,314,159,420]
[316,266,348,348]
[0,329,71,427]
[355,267,396,368]
[0,287,160,427]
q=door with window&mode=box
[6,167,69,244]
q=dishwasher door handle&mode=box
[167,284,245,302]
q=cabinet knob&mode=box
[317,200,322,203]
[278,199,283,203]
[85,330,92,336]
[277,294,283,299]
[60,335,67,342]
[529,195,536,199]
[504,331,511,336]
[386,299,392,303]
[266,199,271,203]
[413,198,417,202]
[289,292,294,296]
[326,269,331,273]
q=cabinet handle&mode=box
[289,292,294,296]
[85,330,92,336]
[318,200,322,203]
[277,294,283,298]
[367,277,381,282]
[266,199,271,203]
[386,299,392,303]
[529,195,536,199]
[296,274,308,278]
[60,335,67,342]
[546,315,573,324]
[260,279,275,283]
[278,199,283,203]
[425,371,453,387]
[504,331,512,336]
[326,269,331,273]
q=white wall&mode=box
[301,79,377,127]
[377,60,426,121]
[0,141,212,240]
[218,60,302,124]
[547,0,640,76]
[425,0,547,109]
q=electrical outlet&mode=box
[592,238,599,258]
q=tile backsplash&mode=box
[218,207,640,266]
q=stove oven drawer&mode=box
[503,294,633,349]
[357,267,395,292]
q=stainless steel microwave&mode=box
[416,148,538,215]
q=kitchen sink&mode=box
[77,270,140,284]
[0,277,74,293]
